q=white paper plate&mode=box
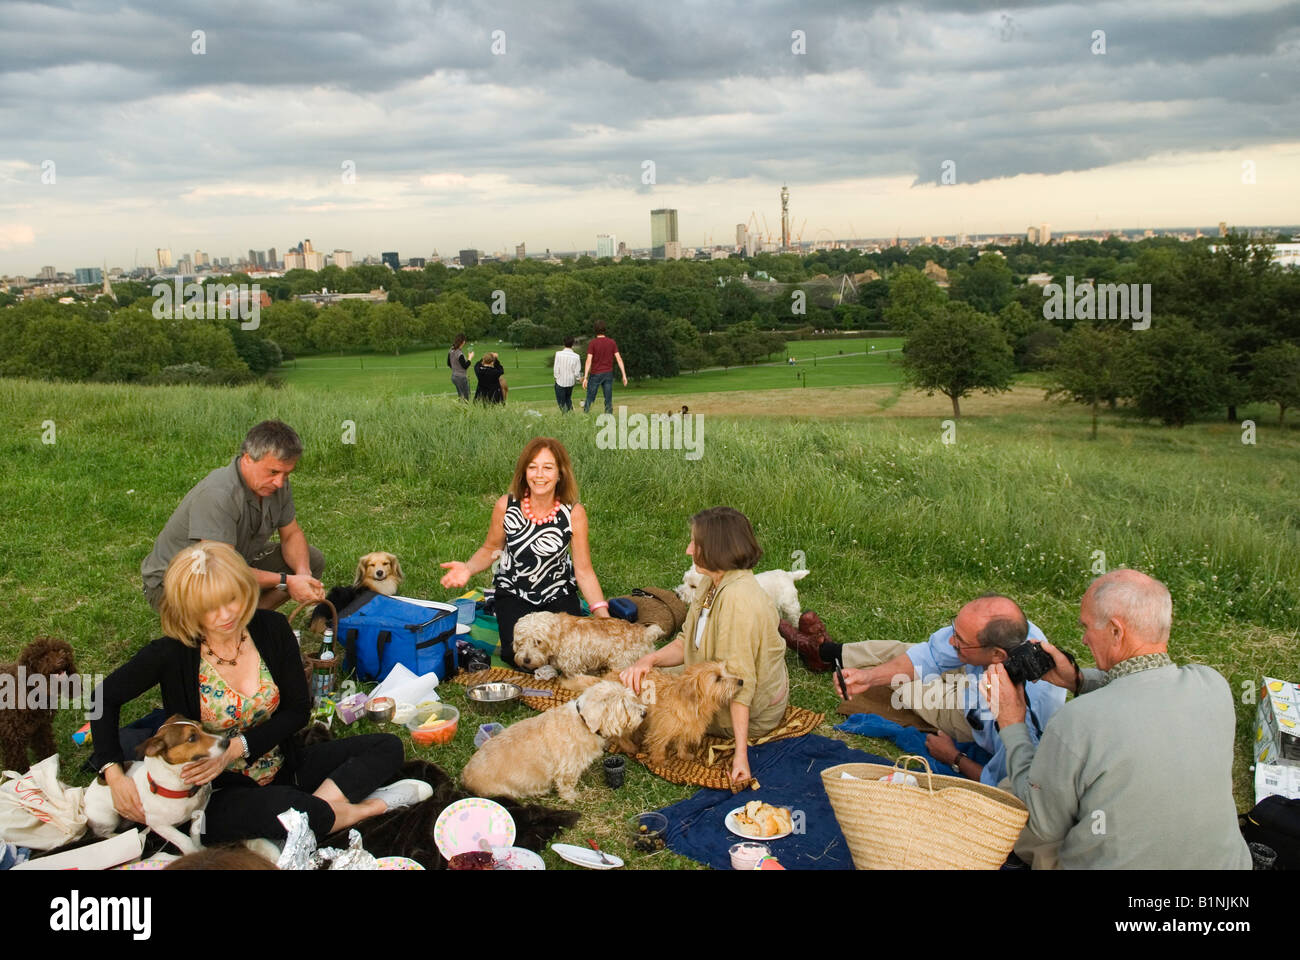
[550,842,623,869]
[725,806,793,841]
[493,846,545,870]
[434,798,516,859]
[456,623,471,635]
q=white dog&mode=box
[84,714,227,855]
[675,565,809,625]
[460,681,646,800]
[513,612,663,679]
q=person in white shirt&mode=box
[553,337,583,412]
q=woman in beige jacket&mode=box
[622,507,789,784]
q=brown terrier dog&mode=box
[564,661,743,765]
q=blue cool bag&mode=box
[337,594,459,683]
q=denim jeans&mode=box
[584,371,613,413]
[554,382,575,412]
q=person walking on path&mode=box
[581,320,627,414]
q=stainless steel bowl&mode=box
[365,696,396,724]
[467,682,522,714]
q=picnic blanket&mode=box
[655,734,890,870]
[834,713,991,774]
[451,667,823,789]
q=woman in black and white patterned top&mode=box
[439,437,612,667]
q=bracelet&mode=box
[97,760,121,784]
[951,753,963,770]
[238,734,250,757]
[589,602,609,612]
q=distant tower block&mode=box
[780,184,791,252]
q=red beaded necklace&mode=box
[521,495,560,525]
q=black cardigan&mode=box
[90,609,310,773]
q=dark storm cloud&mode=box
[0,0,1296,191]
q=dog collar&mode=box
[147,773,201,799]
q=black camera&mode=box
[1003,641,1057,686]
[457,640,491,673]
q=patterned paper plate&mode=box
[434,797,516,859]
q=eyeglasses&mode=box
[950,620,983,651]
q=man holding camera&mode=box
[987,570,1250,869]
[835,594,1066,787]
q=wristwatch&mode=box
[950,753,964,770]
[277,572,288,591]
[96,760,120,784]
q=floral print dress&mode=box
[199,655,284,785]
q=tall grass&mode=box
[0,377,1296,861]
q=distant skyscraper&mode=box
[381,251,400,271]
[156,248,172,269]
[283,250,305,270]
[458,249,478,268]
[1040,223,1050,244]
[303,239,314,253]
[663,240,682,261]
[303,249,325,271]
[194,250,208,267]
[650,208,679,259]
[1218,221,1228,237]
[515,242,526,260]
[38,265,56,280]
[1026,226,1040,244]
[408,257,426,268]
[616,241,628,258]
[332,249,353,269]
[596,234,615,258]
[248,249,258,265]
[255,251,267,268]
[736,223,746,248]
[75,267,103,284]
[266,247,277,267]
[176,256,193,274]
[780,184,790,251]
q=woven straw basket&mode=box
[822,755,1028,869]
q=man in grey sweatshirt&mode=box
[988,569,1251,869]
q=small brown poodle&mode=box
[0,637,77,773]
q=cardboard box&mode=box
[1256,678,1300,765]
[1255,762,1300,805]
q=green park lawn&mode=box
[0,374,1296,868]
[277,337,904,400]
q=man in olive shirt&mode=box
[988,569,1250,869]
[141,420,326,611]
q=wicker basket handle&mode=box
[289,598,338,638]
[893,754,936,794]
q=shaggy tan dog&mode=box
[513,612,664,679]
[460,681,646,801]
[564,662,743,765]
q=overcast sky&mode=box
[1,0,1298,273]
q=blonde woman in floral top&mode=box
[92,542,430,845]
[622,507,789,785]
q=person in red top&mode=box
[581,320,628,414]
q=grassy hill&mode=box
[277,337,903,398]
[1,376,1296,867]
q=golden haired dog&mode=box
[564,662,743,765]
[460,681,646,801]
[512,612,663,679]
[310,551,404,630]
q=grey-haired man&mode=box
[141,420,326,611]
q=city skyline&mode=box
[1,2,1298,273]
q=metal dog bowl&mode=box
[466,682,522,714]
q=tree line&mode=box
[894,234,1300,429]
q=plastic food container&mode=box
[630,812,668,852]
[729,841,770,870]
[407,702,459,746]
